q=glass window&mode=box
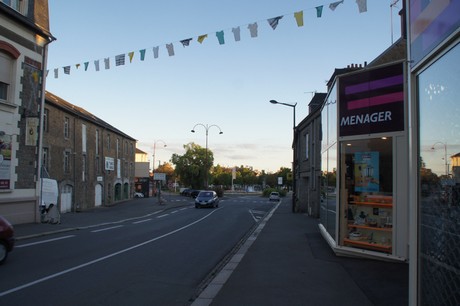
[418,42,460,305]
[43,109,49,132]
[64,151,70,173]
[0,52,13,102]
[305,133,309,160]
[339,138,393,254]
[64,117,69,139]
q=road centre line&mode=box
[16,235,76,248]
[0,208,222,298]
[91,225,124,233]
[132,218,152,224]
[156,214,169,218]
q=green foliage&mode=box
[171,142,214,189]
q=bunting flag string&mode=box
[48,0,367,78]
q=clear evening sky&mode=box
[45,0,402,172]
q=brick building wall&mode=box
[43,91,136,212]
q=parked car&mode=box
[180,188,192,196]
[269,192,281,201]
[134,192,144,198]
[190,189,201,198]
[0,215,15,265]
[195,190,219,208]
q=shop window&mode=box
[418,42,460,305]
[339,137,393,254]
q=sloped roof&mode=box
[45,91,136,141]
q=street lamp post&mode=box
[191,123,223,188]
[270,99,297,213]
[153,140,167,199]
[153,140,167,172]
[431,141,449,176]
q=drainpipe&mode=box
[37,36,55,223]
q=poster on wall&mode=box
[354,151,379,193]
[0,134,12,189]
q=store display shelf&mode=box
[348,224,392,232]
[349,201,393,208]
[343,238,392,253]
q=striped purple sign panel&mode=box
[339,63,405,137]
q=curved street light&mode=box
[153,139,167,171]
[270,99,297,213]
[431,141,449,176]
[191,123,223,188]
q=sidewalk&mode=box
[13,195,408,306]
[194,199,409,306]
[14,194,188,240]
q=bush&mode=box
[213,187,224,197]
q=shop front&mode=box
[320,61,408,261]
[408,0,460,304]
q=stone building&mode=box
[43,91,136,212]
[294,92,326,216]
[0,0,54,224]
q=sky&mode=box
[45,0,402,173]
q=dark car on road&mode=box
[190,189,201,198]
[0,215,15,265]
[195,190,219,208]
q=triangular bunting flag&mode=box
[104,58,110,69]
[248,23,258,38]
[63,66,70,74]
[140,49,146,61]
[54,68,58,78]
[197,34,208,44]
[216,31,225,45]
[115,54,125,66]
[128,52,134,63]
[356,0,367,13]
[166,43,175,56]
[267,16,283,30]
[84,62,89,71]
[294,11,304,27]
[153,46,159,58]
[329,0,344,11]
[316,6,324,18]
[180,38,193,47]
[94,60,100,71]
[232,27,241,41]
[76,63,80,69]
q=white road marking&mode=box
[16,235,76,248]
[91,225,124,233]
[156,214,169,218]
[0,208,222,297]
[132,218,152,224]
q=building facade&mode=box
[0,0,54,224]
[134,147,150,197]
[43,91,136,212]
[294,92,325,216]
[407,0,460,304]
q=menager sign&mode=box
[339,63,404,137]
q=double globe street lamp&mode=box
[191,123,223,188]
[270,99,297,213]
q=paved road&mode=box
[1,195,275,305]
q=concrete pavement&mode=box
[12,193,408,306]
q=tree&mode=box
[171,142,213,189]
[212,164,232,187]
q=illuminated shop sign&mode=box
[410,0,460,67]
[339,63,404,137]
